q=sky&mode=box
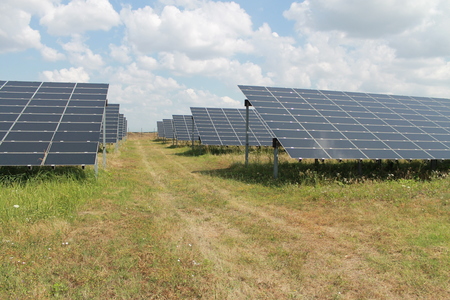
[1,0,449,132]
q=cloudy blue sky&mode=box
[1,0,449,131]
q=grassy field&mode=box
[1,132,450,299]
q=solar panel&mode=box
[163,119,174,139]
[123,117,127,139]
[190,107,273,146]
[239,85,450,160]
[157,121,165,138]
[0,80,108,166]
[99,104,120,144]
[172,115,198,141]
[118,114,125,140]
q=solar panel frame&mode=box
[163,119,174,140]
[157,121,165,138]
[99,104,120,144]
[0,80,108,166]
[172,115,198,141]
[190,107,273,146]
[239,85,450,160]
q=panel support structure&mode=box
[191,116,195,154]
[430,159,438,170]
[94,155,98,178]
[358,159,362,176]
[273,138,280,179]
[245,99,251,167]
[102,109,107,168]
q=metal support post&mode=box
[191,116,195,155]
[102,109,107,169]
[245,100,251,167]
[358,159,362,176]
[430,159,438,170]
[94,156,98,178]
[273,138,279,179]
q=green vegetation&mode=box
[1,133,450,299]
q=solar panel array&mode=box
[0,80,108,166]
[118,113,127,141]
[100,104,120,144]
[239,85,450,160]
[190,107,273,146]
[163,119,174,139]
[157,121,165,138]
[172,115,198,141]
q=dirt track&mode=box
[123,133,410,299]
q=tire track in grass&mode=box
[132,136,304,299]
[131,135,415,299]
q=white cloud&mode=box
[120,2,253,58]
[4,0,57,15]
[137,55,159,70]
[39,45,66,61]
[61,35,104,70]
[284,0,450,58]
[0,4,42,53]
[176,88,240,107]
[109,44,132,64]
[157,0,202,10]
[158,51,273,87]
[40,67,90,82]
[0,1,66,62]
[40,0,121,36]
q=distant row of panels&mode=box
[157,107,273,147]
[157,85,450,160]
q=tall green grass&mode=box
[204,156,450,185]
[0,166,101,226]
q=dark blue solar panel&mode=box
[240,85,450,160]
[190,107,273,146]
[0,80,108,166]
[172,115,198,141]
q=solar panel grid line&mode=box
[172,115,194,141]
[221,108,242,145]
[43,82,79,163]
[345,91,446,158]
[333,91,419,159]
[99,104,120,143]
[239,85,450,160]
[265,87,334,159]
[157,121,165,138]
[308,90,369,156]
[237,109,253,146]
[239,109,266,146]
[0,80,108,166]
[163,119,174,139]
[297,88,404,159]
[204,109,222,145]
[186,115,198,141]
[172,116,183,140]
[191,107,273,146]
[182,116,192,140]
[0,81,42,145]
[318,90,401,159]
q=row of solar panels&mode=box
[157,85,450,160]
[157,107,273,147]
[0,80,127,166]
